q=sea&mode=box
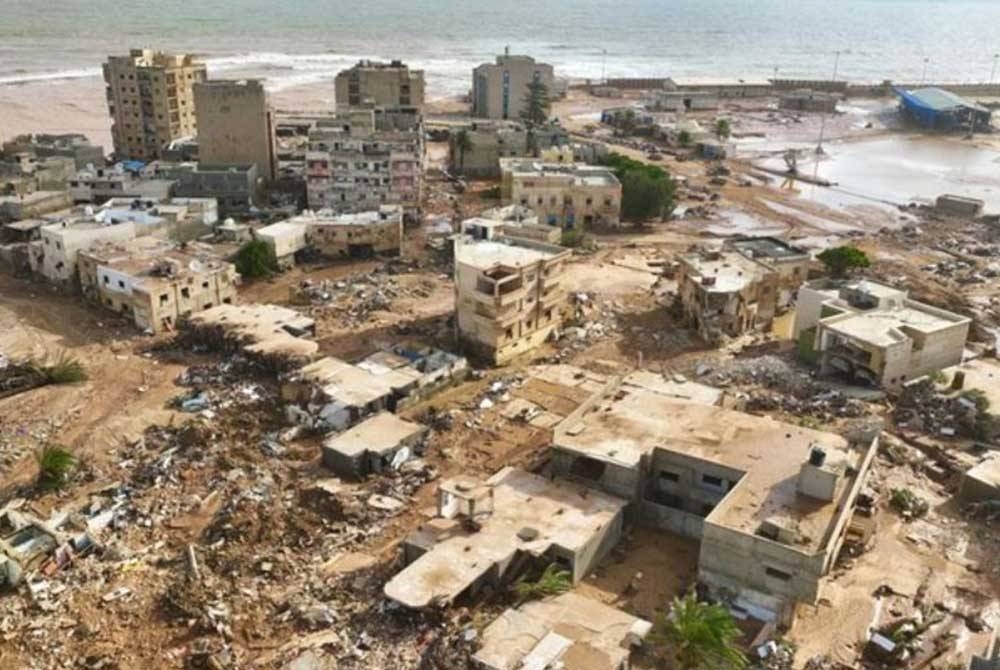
[1,0,1000,97]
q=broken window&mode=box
[659,470,680,483]
[181,287,190,299]
[701,474,725,491]
[568,455,606,481]
[159,293,169,305]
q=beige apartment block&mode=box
[551,383,878,623]
[78,236,238,332]
[472,51,555,120]
[258,205,403,268]
[794,278,970,389]
[28,220,138,287]
[677,238,809,343]
[454,237,570,364]
[335,60,425,111]
[500,159,622,229]
[103,49,207,161]
[194,79,277,181]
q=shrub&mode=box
[40,352,87,384]
[513,563,571,601]
[36,444,76,490]
[817,245,870,278]
[235,239,277,278]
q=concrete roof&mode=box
[284,205,402,227]
[682,251,769,293]
[82,236,232,280]
[293,356,418,408]
[187,304,317,360]
[473,592,651,670]
[823,304,967,348]
[622,370,723,406]
[730,236,809,261]
[322,412,426,458]
[965,456,1000,488]
[383,467,626,609]
[455,239,563,270]
[555,387,859,553]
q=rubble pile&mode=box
[893,379,999,440]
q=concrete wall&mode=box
[473,56,555,120]
[30,222,137,286]
[194,80,277,181]
[335,63,425,111]
[306,217,403,258]
[510,175,621,228]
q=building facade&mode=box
[500,159,621,228]
[194,79,277,181]
[794,279,970,389]
[28,221,138,287]
[472,52,555,120]
[305,111,422,221]
[335,60,425,111]
[103,49,207,161]
[258,205,404,267]
[454,236,570,364]
[78,237,238,332]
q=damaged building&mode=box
[28,219,138,288]
[183,303,318,370]
[384,467,627,609]
[77,236,238,332]
[500,158,622,229]
[454,236,570,364]
[257,205,404,268]
[321,411,428,479]
[551,383,879,624]
[794,278,970,389]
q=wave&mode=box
[0,67,103,86]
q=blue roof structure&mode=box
[894,87,990,129]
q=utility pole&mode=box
[991,53,999,85]
[601,49,607,85]
[816,50,841,155]
[920,57,929,84]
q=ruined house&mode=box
[77,236,239,333]
[794,278,970,389]
[258,205,404,268]
[321,411,428,479]
[183,303,318,370]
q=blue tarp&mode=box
[120,159,146,173]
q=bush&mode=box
[235,239,278,278]
[40,352,87,384]
[817,245,870,278]
[715,118,732,140]
[561,228,585,248]
[677,129,693,147]
[513,563,572,601]
[36,444,76,490]
[890,488,929,519]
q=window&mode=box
[201,281,209,289]
[159,293,169,305]
[765,566,793,581]
[117,280,125,289]
[659,470,680,483]
[701,474,725,490]
[181,287,190,298]
[103,275,109,284]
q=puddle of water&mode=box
[703,210,788,237]
[760,199,861,233]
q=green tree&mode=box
[36,444,77,491]
[715,118,732,141]
[601,153,676,223]
[652,593,748,670]
[677,129,693,147]
[235,239,277,278]
[452,129,472,172]
[817,245,870,278]
[520,78,550,127]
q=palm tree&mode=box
[453,129,472,173]
[651,592,747,670]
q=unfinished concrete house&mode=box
[335,60,425,111]
[384,467,627,609]
[321,411,428,479]
[551,383,878,624]
[794,279,970,389]
[182,303,318,370]
[677,238,809,342]
[473,592,652,670]
[454,236,570,364]
[500,158,622,229]
[77,237,238,333]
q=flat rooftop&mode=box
[455,239,564,270]
[187,304,318,360]
[285,206,402,227]
[322,411,425,458]
[501,160,621,187]
[474,592,651,670]
[555,386,861,553]
[383,467,626,609]
[82,237,232,279]
[730,236,809,261]
[824,304,967,347]
[292,356,419,408]
[966,456,1000,487]
[683,251,769,293]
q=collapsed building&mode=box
[321,411,428,479]
[335,59,425,111]
[384,467,627,609]
[677,237,810,342]
[454,236,570,364]
[551,382,879,624]
[794,278,970,389]
[305,109,423,222]
[0,191,73,223]
[77,236,238,332]
[500,158,622,229]
[257,205,404,268]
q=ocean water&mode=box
[2,0,1000,97]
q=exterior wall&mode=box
[549,448,641,502]
[335,62,425,111]
[510,175,621,228]
[472,55,555,120]
[104,50,206,160]
[30,222,137,286]
[194,80,277,181]
[676,263,777,342]
[0,191,72,222]
[306,217,403,258]
[563,507,624,583]
[454,246,569,364]
[257,224,308,263]
[450,125,529,178]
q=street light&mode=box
[920,57,929,84]
[816,50,841,154]
[991,53,999,85]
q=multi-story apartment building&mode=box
[335,60,425,111]
[257,205,403,267]
[448,121,569,178]
[793,278,970,389]
[677,237,811,343]
[472,50,555,120]
[500,159,621,228]
[454,236,570,364]
[193,79,277,181]
[103,49,206,161]
[78,236,238,333]
[305,110,422,222]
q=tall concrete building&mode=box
[472,50,555,120]
[103,49,206,161]
[335,60,425,111]
[194,79,276,182]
